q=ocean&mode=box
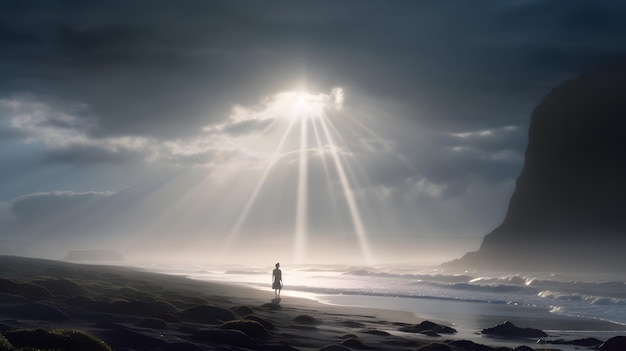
[142,263,626,347]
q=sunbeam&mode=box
[215,87,379,264]
[294,116,308,263]
[311,116,341,224]
[318,114,374,264]
[219,117,297,258]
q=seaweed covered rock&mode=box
[293,314,320,325]
[243,315,275,330]
[219,319,268,338]
[399,320,457,335]
[600,335,626,351]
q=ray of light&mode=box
[318,114,374,264]
[294,117,308,263]
[219,118,297,257]
[130,170,214,245]
[310,116,342,227]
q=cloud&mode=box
[407,176,448,200]
[2,97,154,164]
[2,0,624,142]
[1,87,363,173]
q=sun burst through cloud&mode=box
[216,86,375,264]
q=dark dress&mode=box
[272,268,282,289]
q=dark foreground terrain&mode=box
[0,256,624,351]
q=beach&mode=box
[0,256,624,351]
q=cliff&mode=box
[447,73,626,272]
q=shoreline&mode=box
[193,278,626,350]
[1,255,625,351]
[179,271,626,332]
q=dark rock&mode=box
[341,320,366,328]
[0,278,51,300]
[243,315,275,330]
[2,302,70,321]
[386,338,423,347]
[415,342,453,351]
[233,305,254,315]
[0,292,27,304]
[358,328,390,336]
[399,320,457,334]
[256,344,301,351]
[318,344,351,351]
[513,347,534,351]
[31,278,89,296]
[481,321,547,338]
[420,330,440,337]
[179,305,237,324]
[340,337,365,348]
[219,319,268,338]
[546,337,602,347]
[293,314,320,324]
[261,302,282,310]
[446,73,626,272]
[600,335,626,351]
[449,340,493,350]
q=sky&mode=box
[1,1,626,265]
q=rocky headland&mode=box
[446,72,626,272]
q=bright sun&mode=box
[289,88,343,119]
[292,91,320,118]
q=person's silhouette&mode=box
[272,262,282,297]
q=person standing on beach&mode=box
[272,262,282,297]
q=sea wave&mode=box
[343,269,472,283]
[469,274,536,286]
[538,290,626,306]
[420,281,535,294]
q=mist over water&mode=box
[142,262,626,331]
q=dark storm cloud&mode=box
[2,0,625,140]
